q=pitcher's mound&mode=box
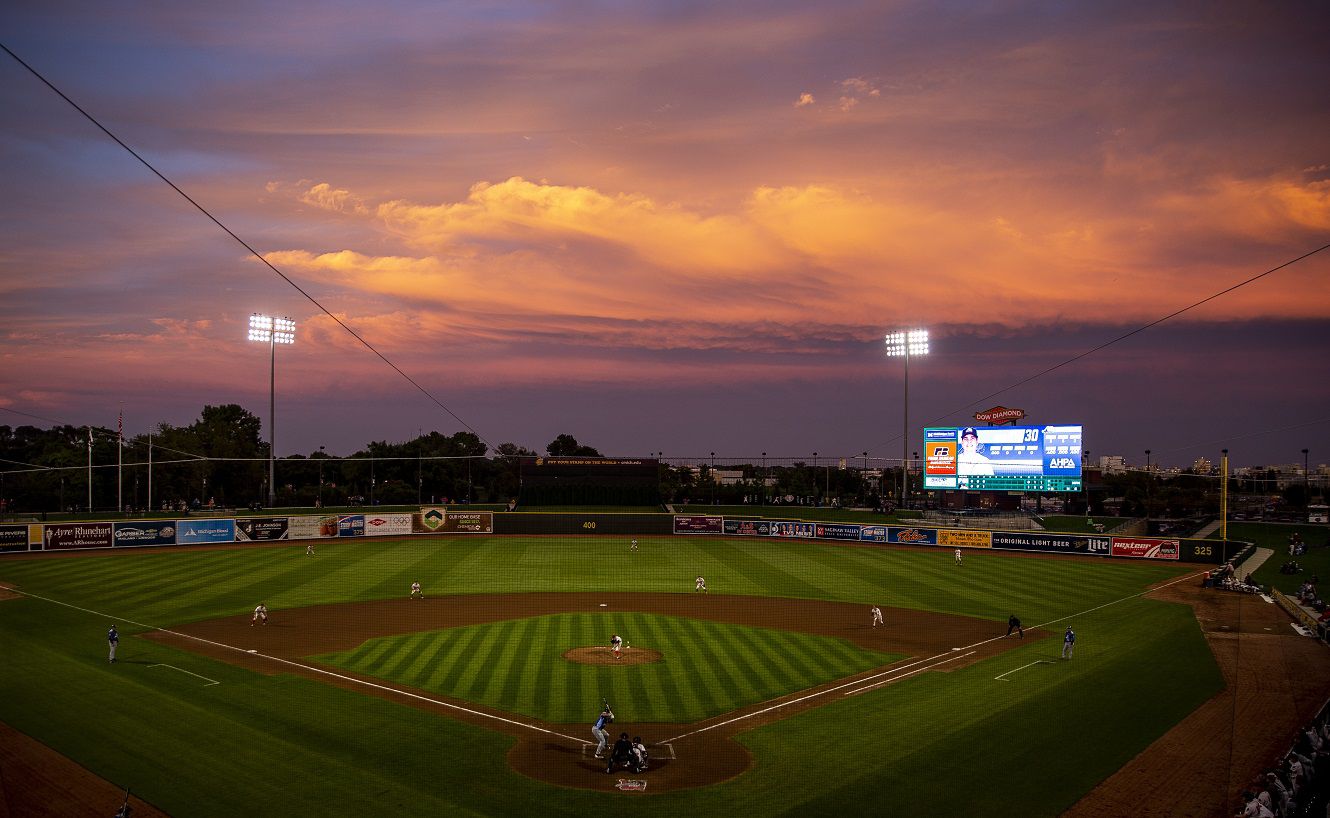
[563,646,662,665]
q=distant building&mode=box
[1192,457,1215,474]
[1099,455,1127,475]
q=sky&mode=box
[2,1,1328,469]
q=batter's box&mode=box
[580,743,677,760]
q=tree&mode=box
[546,434,601,457]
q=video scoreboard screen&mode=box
[923,425,1083,492]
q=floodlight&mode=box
[247,314,296,506]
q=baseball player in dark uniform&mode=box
[1006,614,1023,638]
[606,732,634,773]
[108,625,119,663]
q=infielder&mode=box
[870,606,884,628]
[107,625,119,663]
[410,581,424,600]
[695,575,708,593]
[610,633,623,660]
[592,704,614,758]
[1062,627,1076,659]
[251,603,268,626]
[955,548,963,566]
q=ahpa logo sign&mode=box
[615,779,647,791]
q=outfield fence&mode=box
[0,509,1247,565]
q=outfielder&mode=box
[630,538,639,552]
[592,703,614,758]
[410,581,424,600]
[306,543,315,555]
[955,548,963,566]
[1062,627,1076,659]
[251,603,268,626]
[870,606,884,628]
[695,575,708,593]
[107,625,119,663]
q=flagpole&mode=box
[117,408,123,513]
[86,427,93,513]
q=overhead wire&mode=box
[0,42,494,453]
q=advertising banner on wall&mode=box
[814,523,863,541]
[440,511,493,533]
[112,521,176,547]
[888,526,939,545]
[0,524,29,551]
[337,515,365,537]
[43,522,113,549]
[289,515,338,539]
[415,507,449,532]
[938,529,993,548]
[723,519,771,537]
[176,519,236,545]
[364,513,413,536]
[860,525,889,543]
[992,532,1110,556]
[769,521,816,539]
[236,518,290,542]
[1111,537,1181,560]
[674,515,725,534]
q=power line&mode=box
[868,240,1330,453]
[0,42,494,453]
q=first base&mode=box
[599,603,608,607]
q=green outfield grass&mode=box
[0,535,1216,817]
[317,612,902,722]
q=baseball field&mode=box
[0,532,1319,816]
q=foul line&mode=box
[994,660,1054,682]
[9,588,587,746]
[664,568,1209,743]
[149,663,220,686]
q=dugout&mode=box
[518,457,661,506]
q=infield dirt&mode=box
[148,592,1037,792]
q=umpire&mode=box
[1006,614,1024,638]
[605,732,634,774]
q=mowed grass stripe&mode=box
[458,620,516,699]
[313,612,901,723]
[493,617,539,709]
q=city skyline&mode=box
[3,2,1328,469]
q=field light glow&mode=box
[248,314,296,345]
[884,329,929,357]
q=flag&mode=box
[117,409,123,442]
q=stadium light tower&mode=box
[885,329,929,509]
[248,314,295,508]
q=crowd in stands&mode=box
[1235,705,1330,817]
[1289,533,1309,557]
[1296,578,1326,613]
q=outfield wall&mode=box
[1,510,1238,564]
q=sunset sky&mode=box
[2,2,1328,468]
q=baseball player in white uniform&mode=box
[610,633,623,659]
[630,538,639,551]
[955,548,963,566]
[870,606,884,627]
[695,575,708,593]
[410,581,423,600]
[251,603,268,626]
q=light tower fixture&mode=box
[248,314,296,507]
[885,329,929,509]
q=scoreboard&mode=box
[923,425,1083,493]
